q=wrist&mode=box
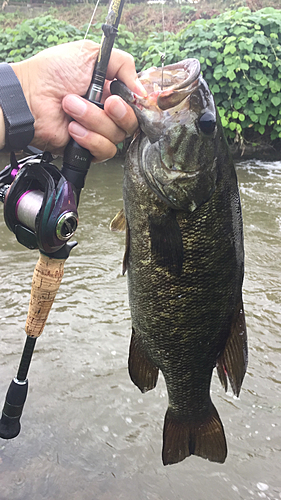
[10,61,32,112]
[0,106,5,150]
[0,62,34,151]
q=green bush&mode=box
[0,8,280,144]
[0,16,88,62]
[138,7,281,142]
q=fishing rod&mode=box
[62,0,126,203]
[0,0,126,440]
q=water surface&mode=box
[0,153,280,500]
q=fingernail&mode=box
[134,79,147,97]
[110,98,127,120]
[64,95,87,116]
[69,121,87,138]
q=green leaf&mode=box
[225,36,237,44]
[249,113,259,123]
[240,62,249,71]
[269,81,281,93]
[213,65,224,81]
[211,84,220,93]
[234,101,242,110]
[251,94,260,102]
[224,44,236,55]
[259,113,268,126]
[226,70,236,81]
[229,122,237,131]
[152,55,161,66]
[221,116,228,127]
[260,76,268,86]
[271,96,281,106]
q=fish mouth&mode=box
[136,59,202,112]
[138,59,201,94]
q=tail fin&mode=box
[162,403,227,465]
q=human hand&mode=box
[10,40,144,160]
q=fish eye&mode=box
[198,112,216,135]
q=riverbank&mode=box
[2,0,281,34]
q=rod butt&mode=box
[0,378,28,439]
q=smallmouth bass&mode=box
[111,59,248,465]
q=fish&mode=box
[110,59,248,466]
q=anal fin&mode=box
[162,403,227,466]
[216,298,248,396]
[128,327,159,393]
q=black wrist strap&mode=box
[0,62,34,151]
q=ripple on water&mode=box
[0,158,280,499]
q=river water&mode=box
[0,152,280,500]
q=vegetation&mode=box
[0,1,280,156]
[137,7,281,146]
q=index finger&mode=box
[106,49,147,96]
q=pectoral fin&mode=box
[216,298,248,396]
[128,327,159,393]
[110,208,126,232]
[110,209,129,275]
[149,211,184,276]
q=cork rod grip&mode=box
[25,253,65,338]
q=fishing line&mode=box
[160,0,166,90]
[81,0,100,49]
